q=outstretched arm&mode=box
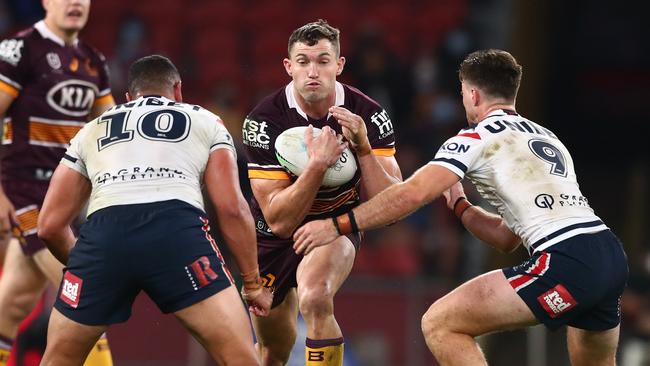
[294,164,460,254]
[204,149,272,316]
[442,182,521,253]
[38,165,91,264]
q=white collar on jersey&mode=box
[285,81,345,120]
[34,20,79,47]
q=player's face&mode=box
[43,0,90,34]
[461,81,479,123]
[284,39,345,104]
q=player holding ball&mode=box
[242,20,402,366]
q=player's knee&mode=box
[298,286,334,319]
[421,304,447,346]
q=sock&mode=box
[0,335,13,366]
[305,337,344,366]
[83,333,113,366]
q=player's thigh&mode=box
[567,325,619,365]
[296,235,355,297]
[253,288,299,347]
[425,270,538,336]
[0,239,47,305]
[33,246,65,285]
[174,286,258,363]
[42,308,107,365]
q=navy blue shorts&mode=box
[503,230,628,331]
[54,200,234,326]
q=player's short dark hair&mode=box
[459,49,522,102]
[127,55,180,96]
[288,19,341,57]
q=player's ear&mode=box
[125,92,133,102]
[336,56,345,76]
[173,81,183,103]
[471,88,480,107]
[283,58,292,77]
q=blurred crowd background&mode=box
[1,0,649,365]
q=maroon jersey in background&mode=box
[243,81,396,247]
[0,20,114,183]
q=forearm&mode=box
[264,162,326,237]
[216,200,259,274]
[39,226,76,264]
[458,203,521,253]
[358,153,402,198]
[354,180,427,231]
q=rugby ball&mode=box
[275,126,357,187]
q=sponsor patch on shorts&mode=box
[60,271,83,308]
[537,284,577,318]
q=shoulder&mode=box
[78,41,108,64]
[341,83,382,111]
[0,27,35,66]
[248,86,287,119]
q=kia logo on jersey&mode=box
[46,79,98,117]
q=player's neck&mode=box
[43,19,79,46]
[478,103,516,121]
[297,96,334,120]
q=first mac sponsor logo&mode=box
[60,271,84,309]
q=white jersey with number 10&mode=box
[61,95,236,216]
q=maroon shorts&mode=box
[258,233,361,308]
[2,180,49,256]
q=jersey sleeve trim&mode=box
[428,158,467,178]
[0,80,19,98]
[60,159,88,178]
[94,93,114,106]
[248,169,290,180]
[372,147,396,157]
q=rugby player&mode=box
[294,49,628,366]
[37,54,272,365]
[0,0,114,364]
[242,20,402,366]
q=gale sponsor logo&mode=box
[0,39,24,66]
[440,141,470,154]
[242,118,270,149]
[46,79,98,117]
[370,109,394,138]
[558,193,590,208]
[534,193,555,209]
[60,271,83,308]
[537,284,577,318]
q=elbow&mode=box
[497,238,522,254]
[267,221,294,239]
[402,185,429,210]
[37,224,58,246]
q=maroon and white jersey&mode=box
[243,81,396,246]
[0,21,114,183]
